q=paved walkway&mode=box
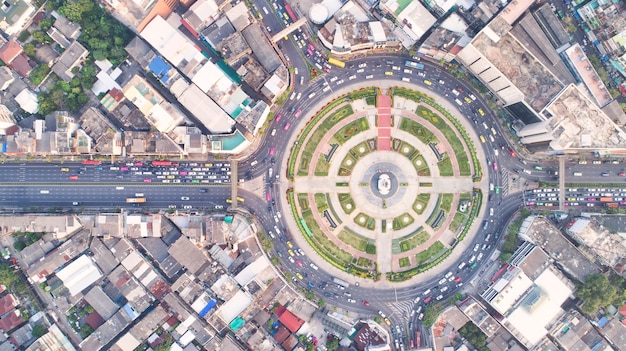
[278,80,492,289]
[377,95,392,151]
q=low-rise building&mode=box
[51,41,89,82]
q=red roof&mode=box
[0,310,23,333]
[0,40,22,64]
[85,312,105,330]
[273,325,290,344]
[619,304,626,317]
[108,88,124,101]
[10,54,33,77]
[277,307,304,333]
[0,294,18,316]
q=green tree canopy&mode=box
[458,322,488,351]
[577,274,617,314]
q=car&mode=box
[423,296,432,304]
[362,300,370,306]
[284,122,291,131]
[275,114,282,122]
[454,276,462,283]
[181,197,189,200]
[347,298,356,303]
[168,205,177,209]
[307,281,315,289]
[418,313,424,320]
[619,172,626,177]
[288,256,295,263]
[602,172,610,177]
[441,286,449,293]
[183,205,192,209]
[384,317,391,325]
[324,292,333,297]
[297,248,304,256]
[464,96,472,104]
[474,243,480,252]
[288,250,295,256]
[444,271,453,279]
[438,278,447,285]
[287,241,293,248]
[509,149,516,157]
[295,259,303,267]
[436,294,444,301]
[72,202,79,206]
[296,93,301,100]
[310,263,318,270]
[423,80,432,86]
[296,273,303,280]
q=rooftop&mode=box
[564,44,612,107]
[168,236,209,275]
[56,254,103,296]
[519,216,600,282]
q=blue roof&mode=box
[149,57,171,84]
[199,299,217,317]
[597,316,609,328]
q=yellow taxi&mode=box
[480,135,486,143]
[61,167,69,172]
[384,71,393,76]
[423,80,432,86]
[288,250,295,257]
[286,241,293,248]
[477,108,485,116]
[296,272,303,280]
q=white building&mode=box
[0,104,16,134]
[381,0,436,48]
[56,255,103,296]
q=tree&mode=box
[577,274,617,314]
[23,42,36,57]
[18,31,30,42]
[0,262,20,287]
[29,64,51,85]
[318,298,326,307]
[374,315,382,324]
[458,322,488,351]
[13,241,26,251]
[32,325,48,338]
[326,337,339,351]
[39,18,54,31]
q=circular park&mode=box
[286,86,484,282]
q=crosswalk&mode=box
[501,170,510,197]
[387,300,415,318]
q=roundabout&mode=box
[285,85,483,282]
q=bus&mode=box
[152,160,172,167]
[284,4,298,21]
[126,197,147,203]
[82,159,101,165]
[328,57,346,68]
[405,60,424,69]
[333,277,349,288]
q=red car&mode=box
[362,300,370,306]
[423,296,432,304]
[275,114,282,122]
[144,178,152,182]
[509,150,516,157]
[295,259,303,267]
[454,276,462,284]
[619,172,625,177]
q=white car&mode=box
[181,197,189,200]
[436,294,443,301]
[183,205,192,209]
[296,92,301,100]
[358,63,367,68]
[288,256,295,263]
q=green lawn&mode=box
[438,157,454,176]
[413,193,430,215]
[413,154,430,176]
[338,228,369,252]
[399,228,429,252]
[392,213,415,230]
[314,193,328,211]
[440,193,454,212]
[354,212,376,230]
[356,256,373,267]
[449,212,467,232]
[301,209,353,265]
[334,117,369,145]
[416,106,471,176]
[297,193,310,211]
[338,193,356,215]
[415,241,445,265]
[399,257,411,268]
[399,117,437,144]
[398,140,417,159]
[315,157,330,176]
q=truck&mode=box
[126,197,147,203]
[333,277,349,288]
